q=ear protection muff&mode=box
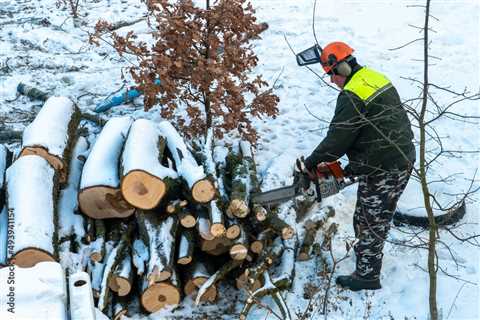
[334,61,352,77]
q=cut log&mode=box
[97,222,133,312]
[69,271,96,320]
[120,119,178,210]
[177,229,194,265]
[88,260,104,298]
[137,211,179,283]
[229,225,249,261]
[272,236,297,290]
[225,216,241,240]
[141,267,181,313]
[184,261,217,303]
[108,248,133,296]
[246,237,284,286]
[250,228,275,255]
[78,117,135,219]
[167,200,196,228]
[227,141,258,218]
[20,96,80,183]
[263,209,295,240]
[90,219,106,262]
[208,200,225,237]
[298,207,335,261]
[253,204,268,222]
[197,208,215,241]
[195,259,242,305]
[6,155,57,267]
[158,121,215,203]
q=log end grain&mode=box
[225,225,241,240]
[250,241,264,255]
[227,199,249,218]
[230,244,248,261]
[191,179,216,203]
[109,277,132,297]
[10,248,56,268]
[177,256,192,265]
[121,170,166,210]
[141,282,181,313]
[210,223,226,238]
[180,213,197,228]
[78,186,135,219]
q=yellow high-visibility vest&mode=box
[343,67,393,105]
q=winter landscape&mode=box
[0,0,479,319]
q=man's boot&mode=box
[335,272,381,291]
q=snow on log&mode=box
[158,121,215,203]
[184,261,217,303]
[69,271,96,320]
[120,119,178,209]
[58,137,88,260]
[177,229,194,265]
[79,117,135,219]
[20,96,80,183]
[137,211,179,283]
[112,295,129,320]
[197,208,215,241]
[6,155,57,267]
[132,237,148,276]
[108,247,133,296]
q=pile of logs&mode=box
[0,96,301,318]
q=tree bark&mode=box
[137,211,179,283]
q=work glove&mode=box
[344,163,354,177]
[294,157,307,173]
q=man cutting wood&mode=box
[296,42,416,291]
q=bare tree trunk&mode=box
[419,1,438,319]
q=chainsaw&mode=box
[251,161,357,206]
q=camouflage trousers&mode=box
[353,167,412,279]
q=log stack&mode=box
[2,112,299,317]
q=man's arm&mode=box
[304,92,363,170]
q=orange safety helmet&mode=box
[320,42,354,74]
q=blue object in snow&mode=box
[94,79,161,113]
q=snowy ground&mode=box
[0,0,479,319]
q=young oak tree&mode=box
[91,0,279,142]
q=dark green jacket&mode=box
[305,66,416,175]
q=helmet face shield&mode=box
[296,44,323,66]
